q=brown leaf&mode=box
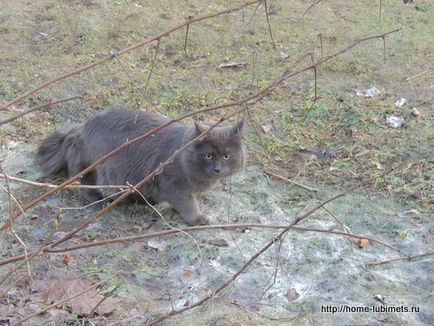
[34,271,117,316]
[60,254,75,265]
[179,268,194,282]
[358,239,370,248]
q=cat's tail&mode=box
[36,124,81,176]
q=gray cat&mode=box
[36,109,246,225]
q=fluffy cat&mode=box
[36,109,246,225]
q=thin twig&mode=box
[265,171,318,192]
[0,164,32,282]
[0,212,59,287]
[247,2,262,25]
[318,33,323,58]
[0,96,83,126]
[321,206,352,236]
[144,39,160,92]
[130,183,203,263]
[368,252,433,266]
[113,54,162,114]
[406,70,429,81]
[89,279,124,315]
[184,17,193,62]
[56,0,79,39]
[263,0,276,47]
[302,0,323,18]
[246,109,272,161]
[0,173,128,190]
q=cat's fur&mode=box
[36,109,246,225]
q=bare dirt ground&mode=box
[0,0,433,325]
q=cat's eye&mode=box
[223,154,231,160]
[205,153,213,160]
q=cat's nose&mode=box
[214,167,221,174]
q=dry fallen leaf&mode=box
[358,239,370,248]
[60,254,75,265]
[179,268,194,282]
[34,271,117,316]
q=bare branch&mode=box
[302,0,323,19]
[265,171,318,192]
[263,0,276,47]
[144,39,160,92]
[0,96,84,127]
[368,252,433,266]
[0,173,128,190]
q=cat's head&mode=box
[183,119,246,180]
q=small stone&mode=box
[386,115,404,128]
[285,288,300,301]
[395,97,406,108]
[411,107,420,117]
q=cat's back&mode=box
[86,109,169,133]
[80,109,187,159]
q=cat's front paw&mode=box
[183,214,209,226]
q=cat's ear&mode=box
[231,119,244,136]
[194,121,206,135]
